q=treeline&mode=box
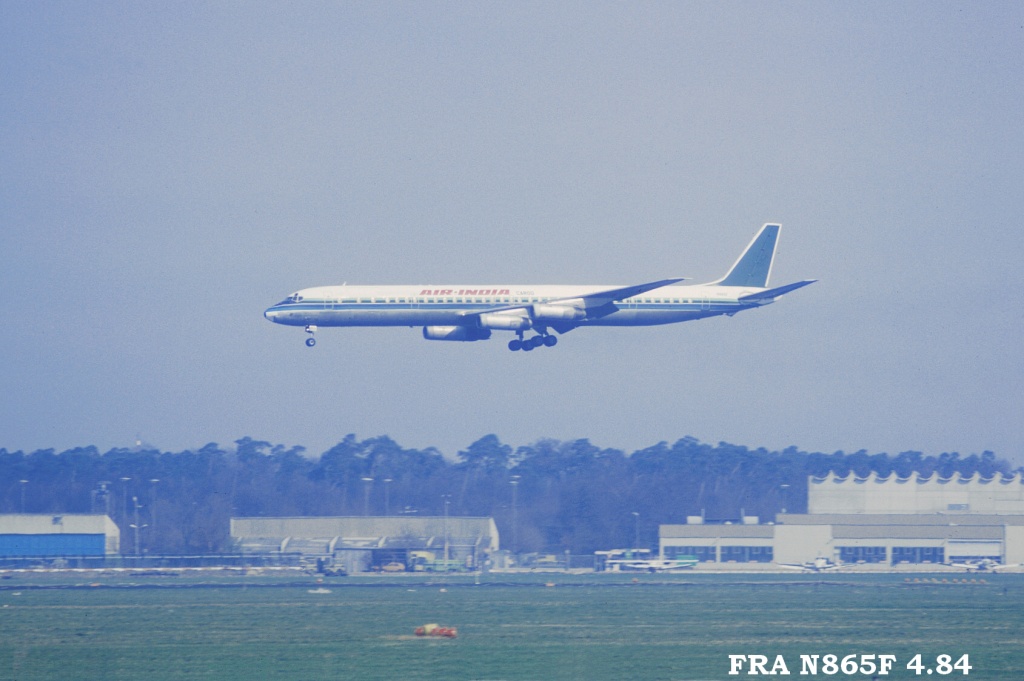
[0,436,1014,555]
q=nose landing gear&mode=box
[304,325,317,347]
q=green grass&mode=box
[0,572,1021,680]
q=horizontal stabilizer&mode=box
[739,280,817,301]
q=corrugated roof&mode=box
[832,525,1003,540]
[778,513,1024,526]
[660,524,774,539]
[0,514,119,536]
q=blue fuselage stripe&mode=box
[264,299,753,328]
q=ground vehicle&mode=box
[408,550,466,572]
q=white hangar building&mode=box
[660,472,1024,568]
[231,516,499,573]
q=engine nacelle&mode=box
[422,326,492,342]
[478,314,532,330]
[532,304,585,321]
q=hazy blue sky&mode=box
[3,2,1022,463]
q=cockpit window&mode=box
[275,293,303,306]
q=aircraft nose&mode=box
[264,306,279,322]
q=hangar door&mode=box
[946,541,1002,560]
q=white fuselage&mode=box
[263,223,814,349]
[263,283,770,329]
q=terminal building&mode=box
[231,516,499,573]
[660,473,1024,568]
[0,514,120,559]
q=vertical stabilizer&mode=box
[712,223,780,287]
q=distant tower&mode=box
[92,482,112,515]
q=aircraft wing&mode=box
[457,277,687,327]
[542,277,688,327]
[561,278,688,309]
[777,562,840,572]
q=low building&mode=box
[661,519,775,564]
[775,513,1024,566]
[0,514,120,558]
[231,516,499,573]
[660,473,1024,569]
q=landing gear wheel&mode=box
[543,335,558,347]
[527,336,544,350]
[521,340,535,351]
[304,324,317,347]
[508,339,522,351]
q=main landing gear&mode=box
[304,325,317,347]
[508,332,557,352]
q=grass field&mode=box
[1,571,1021,680]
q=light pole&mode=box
[19,480,28,513]
[361,477,373,517]
[149,479,160,553]
[119,477,132,522]
[780,484,790,515]
[632,511,640,550]
[510,475,520,555]
[129,496,148,556]
[383,478,393,516]
[443,495,451,568]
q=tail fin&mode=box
[712,223,780,287]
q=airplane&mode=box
[611,558,699,573]
[595,549,698,572]
[946,559,1018,573]
[777,557,843,572]
[264,223,815,350]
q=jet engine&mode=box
[478,314,532,330]
[422,326,492,341]
[532,304,586,321]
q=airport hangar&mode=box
[659,472,1024,568]
[231,516,499,573]
[0,514,120,561]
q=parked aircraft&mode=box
[596,549,698,572]
[946,559,1018,572]
[778,557,843,572]
[264,223,815,350]
[615,557,699,573]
